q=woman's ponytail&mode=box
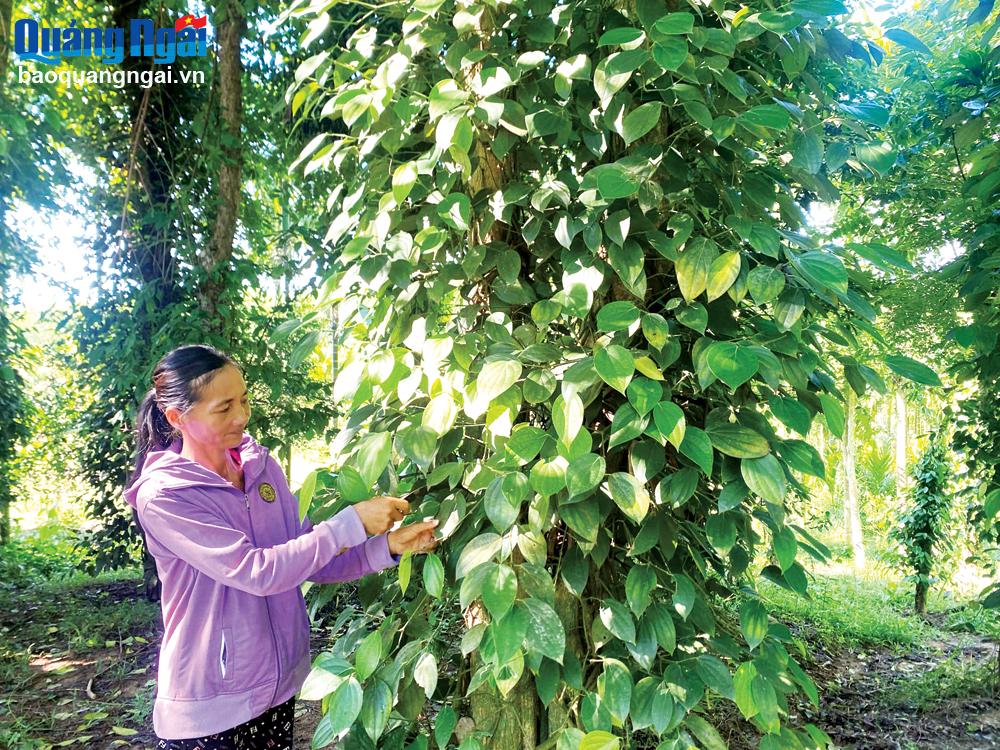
[128,388,176,489]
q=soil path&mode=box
[794,624,1000,749]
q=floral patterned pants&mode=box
[154,696,294,750]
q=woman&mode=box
[123,344,438,749]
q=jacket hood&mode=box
[124,432,269,509]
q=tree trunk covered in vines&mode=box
[109,0,200,599]
[467,663,538,750]
[460,8,539,744]
[198,0,246,331]
[286,0,902,742]
[547,567,587,736]
[467,541,538,750]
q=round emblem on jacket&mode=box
[259,483,277,502]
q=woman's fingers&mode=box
[392,519,439,548]
[405,531,438,553]
[388,524,439,555]
[402,519,439,539]
[374,497,409,529]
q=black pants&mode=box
[154,696,294,750]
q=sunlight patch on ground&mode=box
[27,654,94,674]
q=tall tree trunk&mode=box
[0,0,12,90]
[110,0,196,598]
[895,390,907,507]
[198,0,246,329]
[0,0,11,546]
[844,389,865,572]
[113,0,185,297]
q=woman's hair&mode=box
[128,344,240,489]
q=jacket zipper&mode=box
[241,485,281,711]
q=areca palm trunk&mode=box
[844,389,865,572]
[895,390,907,507]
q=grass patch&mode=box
[0,575,158,655]
[885,654,998,711]
[761,573,935,650]
[0,529,87,587]
[939,605,1000,639]
[53,564,148,589]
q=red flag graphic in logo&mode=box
[175,14,208,32]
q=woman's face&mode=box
[167,364,251,450]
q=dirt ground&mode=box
[2,577,999,749]
[0,578,325,749]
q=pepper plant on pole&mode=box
[278,0,910,746]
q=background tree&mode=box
[824,0,1000,586]
[842,387,865,572]
[1,0,343,588]
[892,432,952,614]
[198,0,247,326]
[0,282,29,546]
[0,0,72,544]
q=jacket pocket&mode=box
[219,627,235,682]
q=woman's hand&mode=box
[353,496,410,535]
[388,519,439,557]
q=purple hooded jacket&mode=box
[123,432,400,740]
